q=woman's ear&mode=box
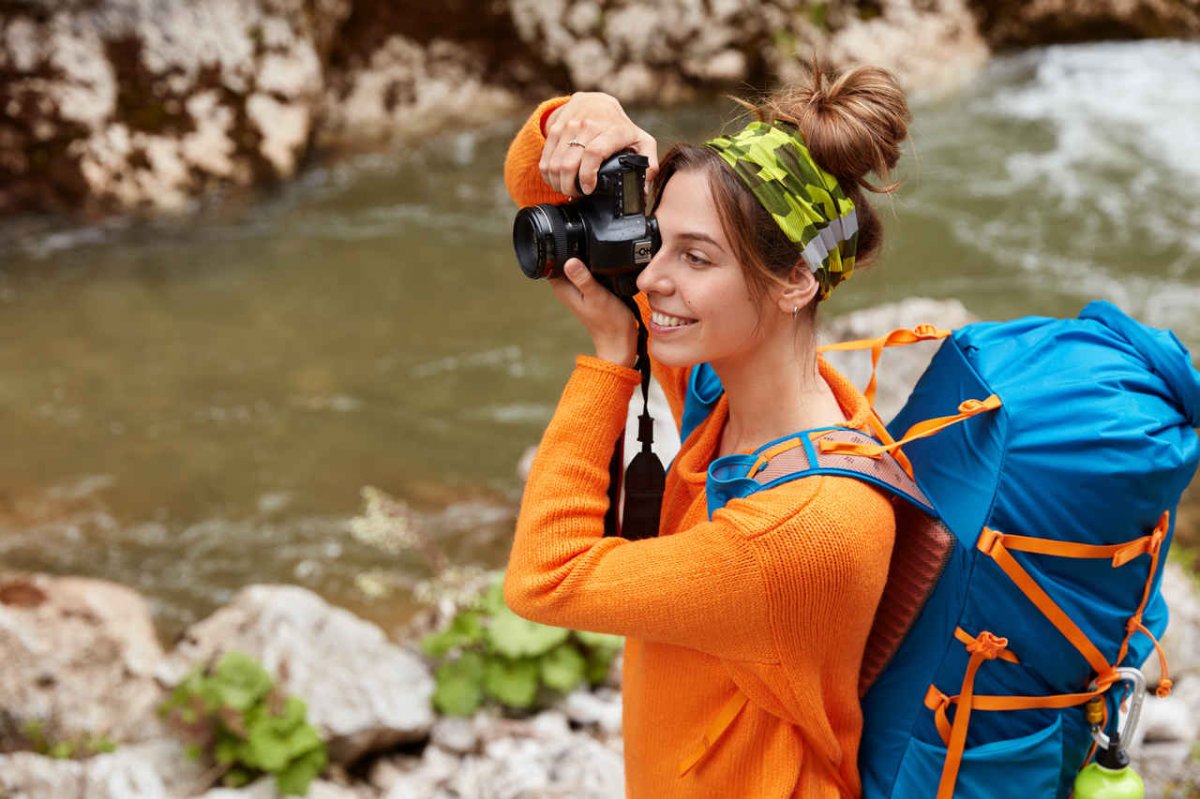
[776,263,820,315]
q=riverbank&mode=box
[3,0,1198,217]
[2,559,1197,799]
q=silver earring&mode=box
[791,305,799,321]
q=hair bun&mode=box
[757,60,911,193]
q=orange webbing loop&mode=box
[934,628,1017,799]
[984,529,1163,567]
[1113,512,1169,668]
[818,324,951,406]
[819,395,1001,460]
[678,691,748,776]
[1134,621,1173,698]
[976,528,1114,679]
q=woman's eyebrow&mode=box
[677,231,724,250]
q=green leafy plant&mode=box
[421,575,623,716]
[158,651,327,796]
[16,718,116,760]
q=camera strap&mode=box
[604,303,665,540]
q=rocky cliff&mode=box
[0,0,1195,217]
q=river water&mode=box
[1,41,1198,638]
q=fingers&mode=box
[539,93,657,198]
[638,132,660,188]
[541,118,590,197]
[577,129,627,195]
[563,258,592,290]
[549,259,595,306]
[548,259,639,367]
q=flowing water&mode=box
[1,41,1198,638]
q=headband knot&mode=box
[705,121,857,300]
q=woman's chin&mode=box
[648,340,702,370]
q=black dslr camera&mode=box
[512,152,661,298]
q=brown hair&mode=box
[651,59,912,315]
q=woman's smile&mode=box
[649,309,698,332]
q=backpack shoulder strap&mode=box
[746,429,956,696]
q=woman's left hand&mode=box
[550,259,638,368]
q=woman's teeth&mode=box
[651,311,696,328]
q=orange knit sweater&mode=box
[502,99,896,798]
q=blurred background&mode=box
[1,0,1198,642]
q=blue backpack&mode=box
[687,301,1200,798]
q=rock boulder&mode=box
[0,573,165,747]
[161,584,435,765]
[0,739,205,799]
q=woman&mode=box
[503,62,911,798]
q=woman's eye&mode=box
[683,251,710,266]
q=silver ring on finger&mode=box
[567,139,586,148]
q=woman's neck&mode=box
[711,334,847,457]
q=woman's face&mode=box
[636,169,774,370]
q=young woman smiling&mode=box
[503,62,912,797]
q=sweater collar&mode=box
[673,356,876,486]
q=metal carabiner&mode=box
[1088,667,1147,750]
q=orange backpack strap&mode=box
[739,429,955,696]
[818,324,952,406]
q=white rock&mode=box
[686,48,746,82]
[529,709,570,739]
[563,38,614,90]
[1134,692,1199,748]
[2,0,348,214]
[1131,683,1200,799]
[5,17,40,72]
[0,574,165,745]
[562,687,623,736]
[381,703,626,798]
[0,740,203,799]
[247,92,311,176]
[565,1,602,35]
[318,33,517,148]
[200,777,364,799]
[163,584,435,764]
[429,716,478,754]
[1144,561,1200,684]
[825,0,990,100]
[182,91,237,178]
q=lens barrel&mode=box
[513,205,570,279]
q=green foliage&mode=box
[159,651,327,796]
[421,574,624,716]
[19,719,116,760]
[807,1,829,30]
[1168,541,1200,589]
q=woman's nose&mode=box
[636,251,671,295]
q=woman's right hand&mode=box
[540,92,658,198]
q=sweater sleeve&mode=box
[504,355,780,664]
[504,97,572,208]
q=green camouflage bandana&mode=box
[705,121,857,300]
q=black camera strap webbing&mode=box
[603,302,665,539]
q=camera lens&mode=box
[513,205,569,279]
